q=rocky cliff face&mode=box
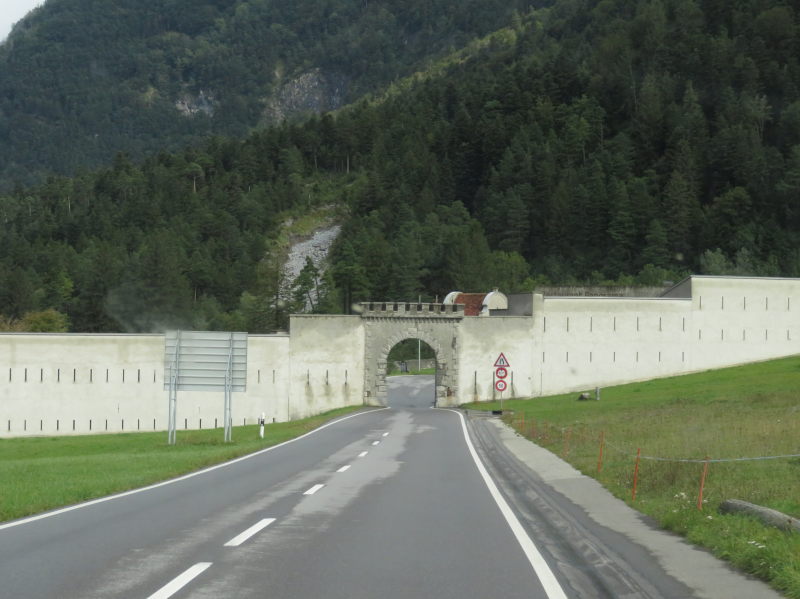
[264,68,348,123]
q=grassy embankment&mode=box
[0,406,364,524]
[465,356,800,598]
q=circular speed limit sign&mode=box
[495,379,507,392]
[495,367,508,379]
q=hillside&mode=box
[0,0,542,188]
[2,0,800,332]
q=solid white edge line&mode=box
[441,408,569,599]
[357,451,368,458]
[382,432,389,437]
[224,518,276,547]
[371,440,380,446]
[0,408,389,531]
[147,562,212,599]
[303,484,325,496]
[337,465,351,473]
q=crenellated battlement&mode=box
[359,302,464,318]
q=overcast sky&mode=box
[0,0,44,42]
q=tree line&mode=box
[1,0,799,332]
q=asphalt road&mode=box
[0,375,782,598]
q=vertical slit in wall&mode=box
[73,369,76,383]
[40,368,43,382]
[90,369,93,383]
[682,351,685,362]
[636,317,639,332]
[589,351,593,363]
[613,351,616,363]
[544,317,547,333]
[137,369,141,383]
[258,370,260,384]
[721,296,724,310]
[566,317,569,333]
[766,297,769,310]
[636,351,639,363]
[106,369,109,382]
[590,317,593,332]
[566,351,569,363]
[682,317,685,332]
[57,368,60,382]
[122,369,125,383]
[659,317,662,332]
[613,317,616,332]
[24,368,27,382]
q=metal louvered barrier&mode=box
[164,331,248,444]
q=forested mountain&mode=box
[2,0,800,333]
[0,0,541,188]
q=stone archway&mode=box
[360,302,463,407]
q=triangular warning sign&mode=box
[494,353,510,368]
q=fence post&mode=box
[697,457,710,511]
[632,447,641,501]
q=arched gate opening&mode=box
[360,302,463,407]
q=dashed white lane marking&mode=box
[304,484,325,496]
[337,465,351,473]
[0,408,390,532]
[444,408,569,599]
[224,518,276,547]
[371,440,380,446]
[382,432,389,437]
[357,451,368,458]
[147,562,212,599]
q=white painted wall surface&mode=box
[457,317,535,403]
[288,315,365,419]
[0,333,290,437]
[0,276,797,436]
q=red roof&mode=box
[454,293,487,316]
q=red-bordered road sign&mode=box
[495,379,507,392]
[494,353,510,368]
[495,367,508,379]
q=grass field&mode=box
[465,356,800,598]
[0,406,364,524]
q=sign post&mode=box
[493,353,510,412]
[164,331,248,444]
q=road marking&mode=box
[337,465,351,473]
[224,518,276,547]
[443,408,569,599]
[382,432,389,437]
[357,451,368,458]
[0,408,389,532]
[147,562,212,599]
[371,440,380,446]
[304,484,325,495]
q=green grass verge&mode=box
[0,406,365,524]
[464,356,800,598]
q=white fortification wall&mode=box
[0,333,291,437]
[1,276,798,435]
[455,276,800,402]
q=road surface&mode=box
[0,375,782,598]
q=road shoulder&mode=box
[481,415,784,599]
